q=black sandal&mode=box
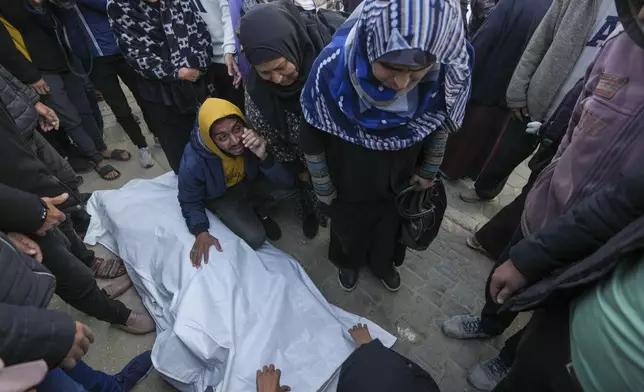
[96,163,121,181]
[104,149,131,161]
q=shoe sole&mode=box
[460,194,495,204]
[460,195,483,203]
[441,323,494,340]
[136,364,155,387]
[380,279,401,292]
[467,372,496,391]
[338,275,358,292]
[466,236,487,253]
[112,323,156,335]
[104,281,133,299]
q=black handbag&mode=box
[396,180,447,251]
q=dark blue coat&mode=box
[470,0,552,107]
[55,1,120,59]
[178,136,294,236]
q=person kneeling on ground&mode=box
[179,98,294,266]
[256,324,440,392]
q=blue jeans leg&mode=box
[65,360,121,392]
[38,368,86,392]
[37,362,121,392]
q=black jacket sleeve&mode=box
[0,23,41,84]
[0,182,45,234]
[0,303,76,368]
[511,166,644,281]
[0,64,39,105]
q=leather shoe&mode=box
[338,268,359,292]
[380,268,401,292]
[102,274,132,299]
[113,310,156,335]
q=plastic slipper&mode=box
[105,149,132,161]
[96,164,121,181]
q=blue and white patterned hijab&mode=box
[300,0,473,151]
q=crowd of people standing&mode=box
[1,0,644,391]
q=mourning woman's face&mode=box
[371,61,431,92]
[254,57,298,86]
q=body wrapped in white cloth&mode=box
[84,173,395,392]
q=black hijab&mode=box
[239,1,334,135]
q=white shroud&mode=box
[84,173,395,392]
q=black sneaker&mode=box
[259,215,282,241]
[338,268,359,291]
[380,268,401,292]
[302,214,319,239]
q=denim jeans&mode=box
[37,361,120,392]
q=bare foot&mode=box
[256,364,291,392]
[349,323,373,348]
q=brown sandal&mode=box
[92,257,127,279]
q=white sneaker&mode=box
[468,356,511,391]
[139,147,155,168]
[154,137,161,148]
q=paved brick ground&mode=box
[55,90,531,392]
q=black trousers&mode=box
[493,305,582,392]
[478,228,525,365]
[83,54,150,148]
[34,229,130,325]
[206,63,245,112]
[474,117,538,200]
[58,218,95,268]
[141,101,196,173]
[475,168,540,261]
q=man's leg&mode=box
[91,56,147,148]
[30,131,79,189]
[498,327,525,367]
[206,182,266,250]
[60,71,108,154]
[206,63,245,112]
[493,306,580,392]
[63,361,122,392]
[443,228,524,340]
[474,167,540,260]
[113,55,157,137]
[41,73,103,163]
[34,229,130,325]
[57,219,95,268]
[37,368,89,392]
[479,228,525,334]
[474,117,538,200]
[141,102,191,173]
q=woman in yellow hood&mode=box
[178,99,294,266]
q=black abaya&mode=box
[324,134,421,277]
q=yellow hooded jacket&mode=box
[197,98,246,188]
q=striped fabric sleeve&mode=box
[417,128,448,180]
[304,152,336,197]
